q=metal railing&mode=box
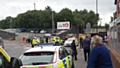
[109,39,120,53]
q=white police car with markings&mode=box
[19,45,74,68]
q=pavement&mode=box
[75,46,87,68]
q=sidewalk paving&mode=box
[74,47,87,68]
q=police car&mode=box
[19,45,74,68]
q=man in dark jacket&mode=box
[45,37,49,43]
[81,36,91,61]
[87,35,113,68]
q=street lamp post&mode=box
[33,3,36,36]
[34,3,36,10]
[52,11,55,34]
[10,19,12,28]
[96,0,98,33]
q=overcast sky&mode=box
[0,0,116,26]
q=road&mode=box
[4,40,87,68]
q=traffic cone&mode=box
[8,38,13,41]
[20,43,24,46]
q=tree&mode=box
[105,23,109,30]
[0,7,99,30]
[55,8,74,26]
[45,6,52,11]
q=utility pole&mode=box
[10,19,12,28]
[34,3,36,10]
[96,0,98,34]
[52,11,55,34]
[34,3,36,36]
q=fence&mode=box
[109,39,120,53]
[109,27,120,53]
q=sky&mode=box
[0,0,116,26]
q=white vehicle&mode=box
[40,30,46,33]
[19,46,74,68]
[64,37,79,47]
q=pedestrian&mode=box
[90,36,95,49]
[31,37,37,48]
[62,36,66,44]
[30,38,34,48]
[71,40,78,60]
[79,37,83,48]
[81,36,91,61]
[90,36,103,49]
[45,36,49,43]
[40,37,44,43]
[87,35,113,68]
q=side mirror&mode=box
[10,57,22,68]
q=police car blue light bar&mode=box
[38,43,54,46]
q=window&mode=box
[62,47,69,57]
[59,47,67,59]
[21,51,54,65]
[59,47,69,59]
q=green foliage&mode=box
[0,6,100,29]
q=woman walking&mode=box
[71,40,78,60]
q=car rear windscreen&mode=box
[21,51,54,65]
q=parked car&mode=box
[40,30,46,33]
[64,37,79,47]
[18,29,26,32]
[0,37,4,48]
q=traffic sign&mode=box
[86,23,91,33]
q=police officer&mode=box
[31,38,35,48]
[31,37,37,48]
[55,37,59,45]
[36,37,40,46]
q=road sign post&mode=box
[86,23,91,33]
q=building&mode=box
[109,0,120,53]
[108,0,120,68]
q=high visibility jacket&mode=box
[36,38,40,43]
[32,39,37,45]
